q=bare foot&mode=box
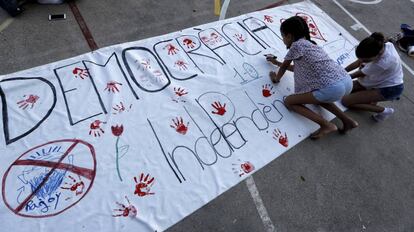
[339,119,359,134]
[310,123,338,140]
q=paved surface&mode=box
[1,0,414,231]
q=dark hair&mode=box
[355,32,385,58]
[280,16,316,46]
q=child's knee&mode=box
[283,97,293,110]
[341,97,351,107]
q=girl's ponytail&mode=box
[298,16,317,45]
[280,16,317,45]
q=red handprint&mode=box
[234,33,246,42]
[211,101,226,116]
[112,102,132,115]
[112,196,137,217]
[200,36,209,43]
[172,87,188,103]
[139,59,151,70]
[174,60,188,70]
[104,81,122,93]
[273,128,288,147]
[89,120,105,137]
[164,43,179,55]
[264,15,273,23]
[183,38,196,48]
[241,161,255,174]
[16,95,39,109]
[210,32,222,44]
[170,117,189,135]
[211,32,220,40]
[174,87,188,97]
[262,84,275,97]
[72,67,89,79]
[232,160,255,177]
[134,173,155,197]
[60,175,85,196]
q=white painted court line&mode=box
[350,23,363,31]
[245,176,276,232]
[0,18,14,33]
[219,1,278,230]
[332,0,414,77]
[219,0,231,20]
[348,0,382,4]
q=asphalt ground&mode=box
[1,0,414,231]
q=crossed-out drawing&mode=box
[1,139,96,218]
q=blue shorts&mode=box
[312,78,353,103]
[379,84,404,100]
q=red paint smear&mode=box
[12,160,95,180]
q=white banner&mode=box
[0,1,358,231]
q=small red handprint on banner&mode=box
[172,87,188,103]
[134,173,155,197]
[232,160,255,177]
[60,175,85,196]
[17,95,39,109]
[210,32,222,43]
[241,161,254,174]
[170,117,189,135]
[164,44,179,55]
[262,84,275,97]
[174,60,188,70]
[211,101,226,116]
[234,33,246,42]
[174,87,188,97]
[112,102,132,115]
[89,120,105,137]
[112,196,137,217]
[264,15,273,23]
[273,128,288,147]
[104,81,122,93]
[139,59,152,70]
[72,67,89,79]
[183,38,196,48]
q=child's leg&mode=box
[350,80,366,93]
[310,78,358,134]
[319,103,358,133]
[284,93,337,139]
[341,89,385,113]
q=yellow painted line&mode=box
[0,18,14,32]
[214,0,221,16]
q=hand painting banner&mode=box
[0,1,358,231]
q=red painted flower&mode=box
[111,125,124,137]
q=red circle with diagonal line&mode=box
[1,139,96,218]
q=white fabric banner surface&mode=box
[0,1,358,231]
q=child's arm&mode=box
[345,59,362,72]
[266,55,294,71]
[271,59,292,83]
[349,70,365,79]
